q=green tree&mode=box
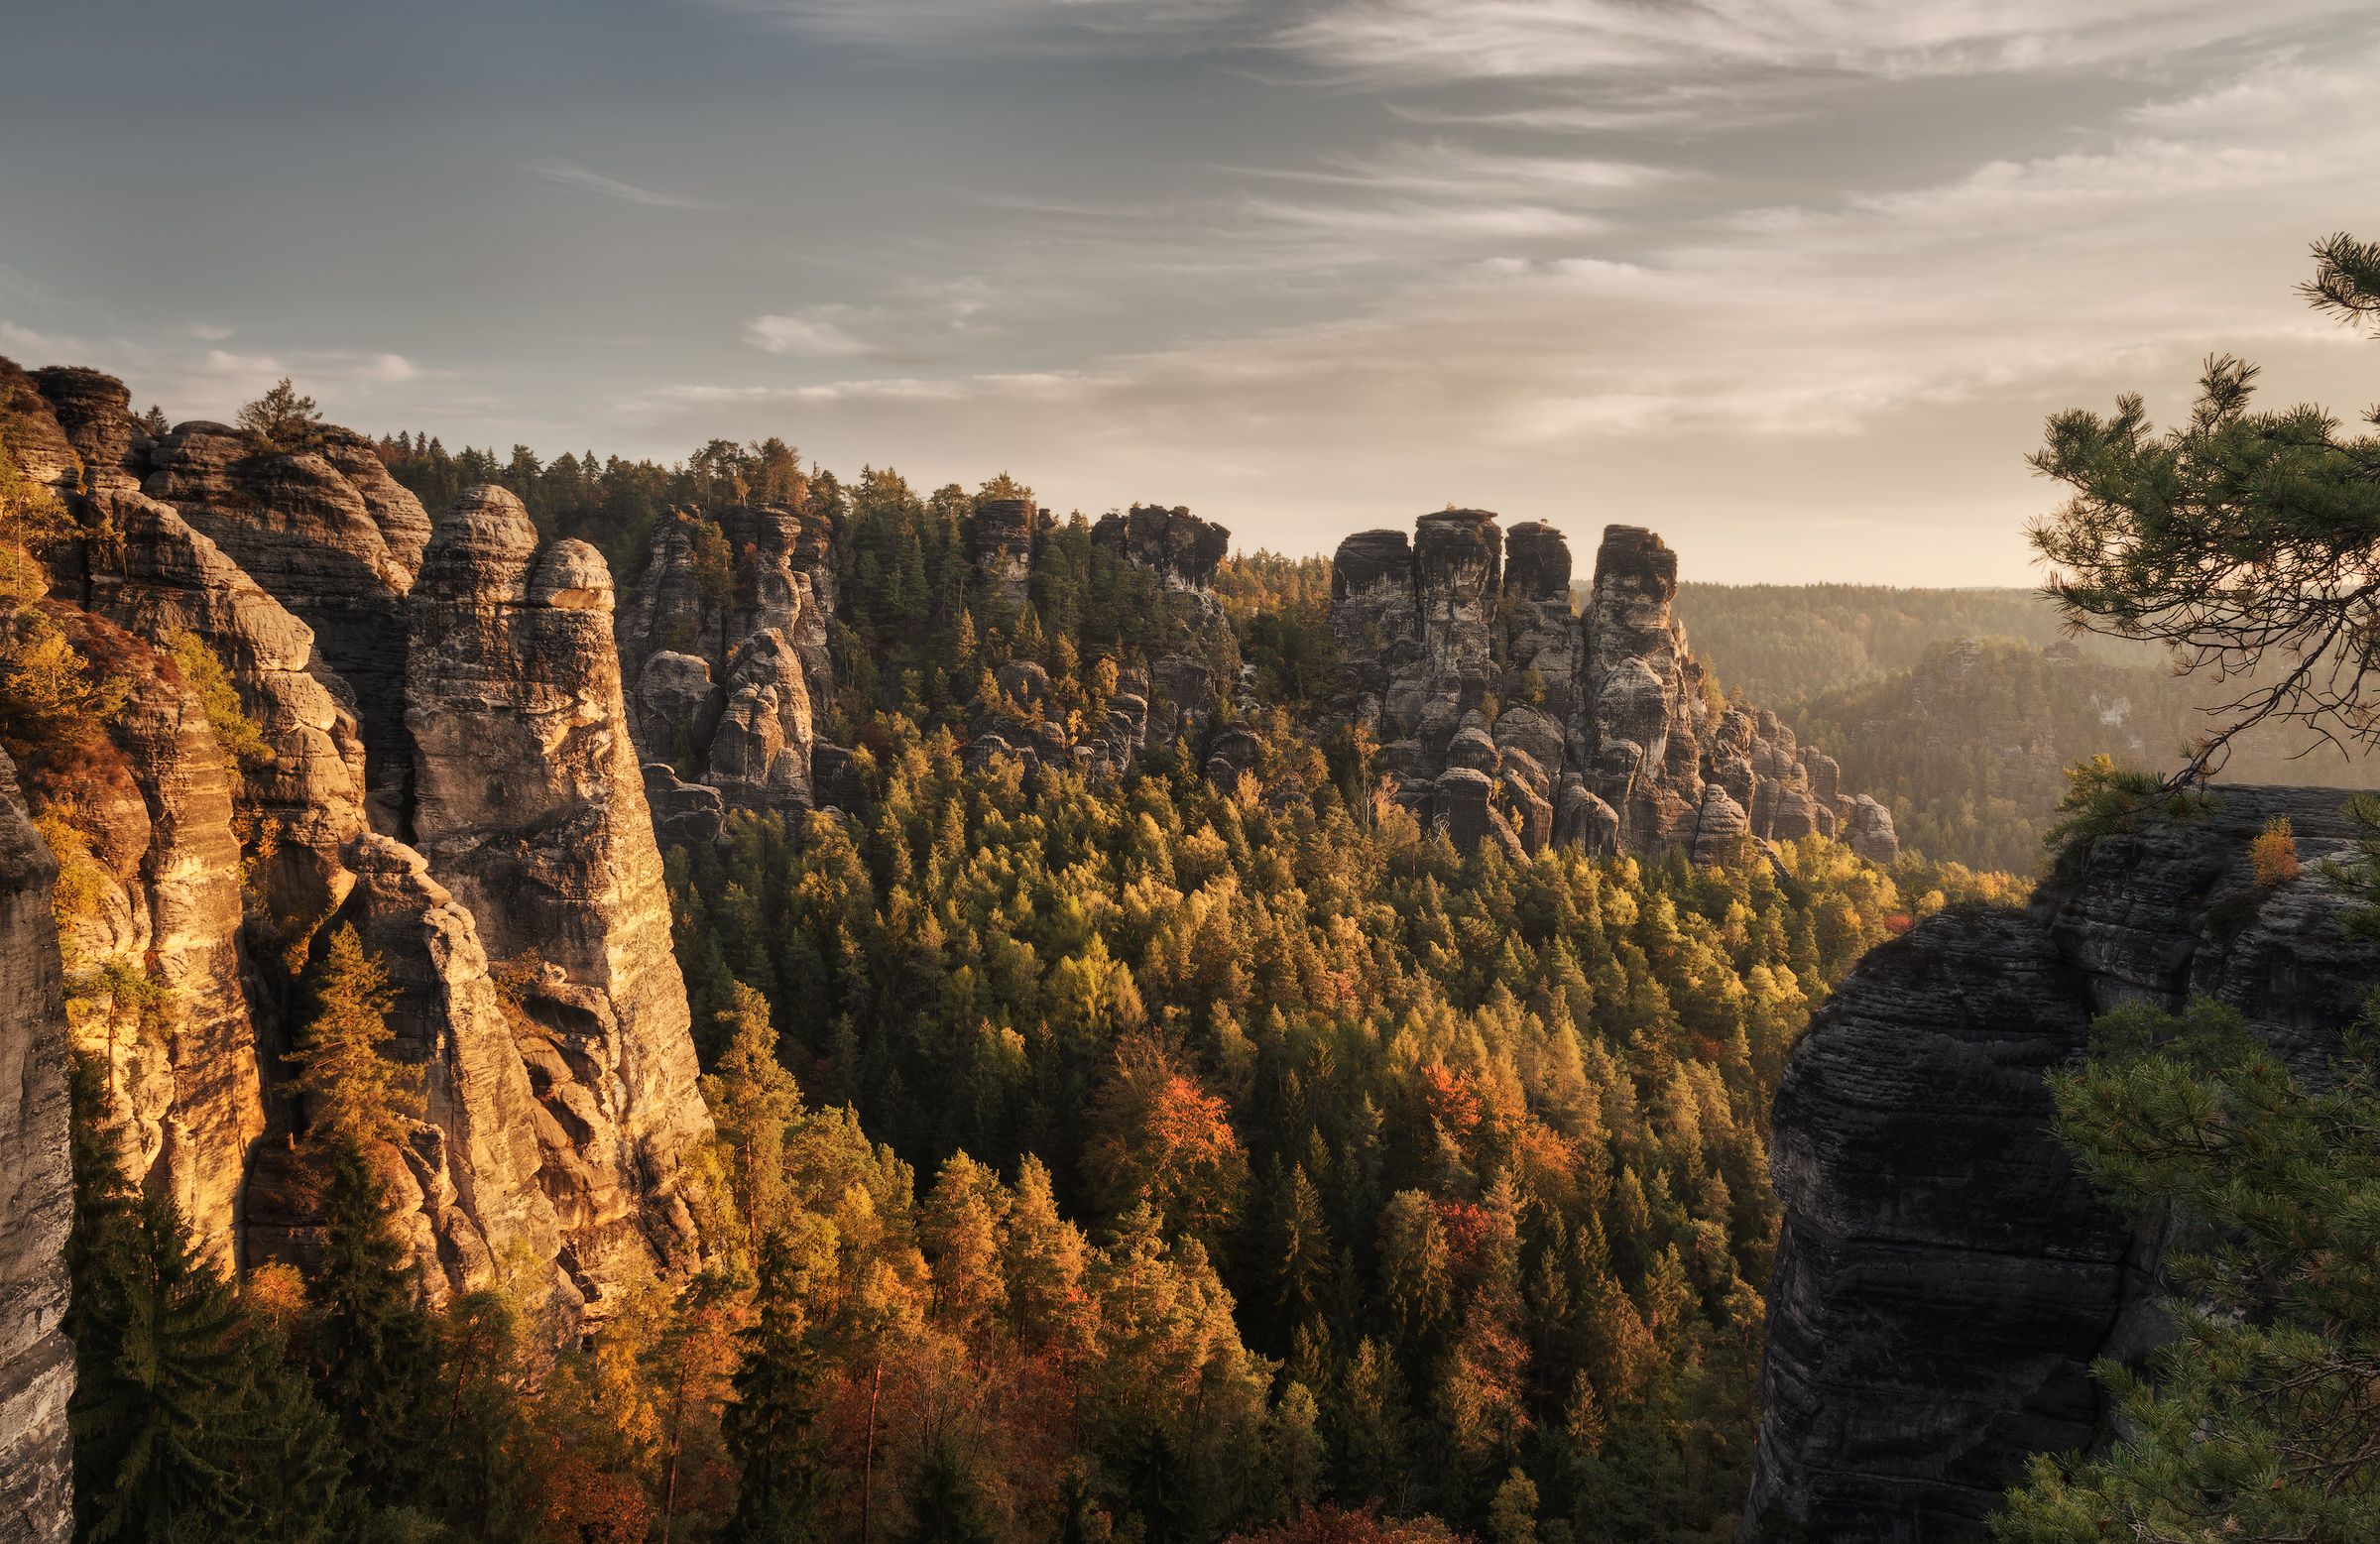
[1994,998,2380,1542]
[2030,234,2380,785]
[722,1239,831,1542]
[287,926,420,1156]
[236,378,323,450]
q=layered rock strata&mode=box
[969,497,1044,618]
[409,488,711,1305]
[617,506,840,829]
[3,356,712,1335]
[142,420,426,835]
[1331,516,1894,863]
[0,750,74,1544]
[28,609,268,1269]
[1745,785,2380,1541]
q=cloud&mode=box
[522,161,716,210]
[746,307,877,358]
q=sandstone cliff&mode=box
[618,505,840,834]
[1332,516,1891,864]
[0,749,73,1544]
[409,488,711,1304]
[4,356,711,1335]
[1745,784,2380,1541]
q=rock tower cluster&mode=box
[1332,514,1897,864]
[965,503,1242,780]
[2,358,715,1380]
[618,505,847,844]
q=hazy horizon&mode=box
[5,1,2375,582]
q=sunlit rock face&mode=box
[408,487,711,1312]
[1328,514,1888,862]
[1745,785,2377,1542]
[0,749,76,1544]
[34,609,267,1271]
[141,418,428,836]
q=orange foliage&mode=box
[1227,1503,1473,1544]
[536,1452,654,1544]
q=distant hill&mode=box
[1671,584,2380,872]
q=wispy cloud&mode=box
[522,161,716,210]
[746,306,877,358]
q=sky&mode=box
[2,1,2375,583]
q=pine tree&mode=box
[722,1239,831,1542]
[70,1191,252,1543]
[892,1430,1000,1544]
[288,926,420,1155]
[306,1141,442,1504]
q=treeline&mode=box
[1669,583,2101,706]
[1783,638,2380,874]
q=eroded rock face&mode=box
[970,498,1043,618]
[1745,785,2380,1541]
[409,487,710,1308]
[706,630,814,810]
[77,491,370,946]
[143,420,423,836]
[334,836,578,1324]
[1092,505,1230,592]
[1329,515,1873,863]
[0,750,74,1544]
[617,507,839,823]
[29,610,266,1270]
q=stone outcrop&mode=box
[409,488,711,1308]
[334,836,576,1322]
[28,610,267,1271]
[0,750,73,1544]
[969,497,1044,618]
[1745,784,2380,1541]
[141,420,425,835]
[1331,515,1894,864]
[965,504,1239,779]
[75,491,370,946]
[617,506,840,825]
[1092,504,1229,593]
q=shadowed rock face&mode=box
[970,497,1043,618]
[0,749,74,1544]
[1745,785,2380,1542]
[1329,515,1888,863]
[617,506,838,821]
[1092,505,1231,592]
[409,487,711,1309]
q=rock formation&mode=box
[3,355,714,1338]
[142,420,425,835]
[0,750,74,1544]
[617,506,840,825]
[1331,515,1893,864]
[32,609,267,1270]
[333,836,575,1319]
[409,488,711,1306]
[1091,504,1229,593]
[1745,785,2380,1541]
[969,497,1044,618]
[968,504,1238,778]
